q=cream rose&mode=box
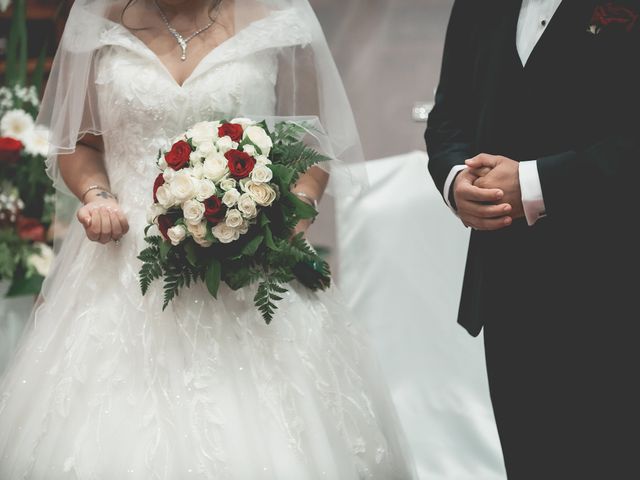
[245,181,277,207]
[222,188,241,207]
[195,179,216,202]
[182,199,205,225]
[155,185,176,208]
[219,177,237,191]
[202,153,228,181]
[237,193,258,219]
[187,220,208,239]
[225,208,244,228]
[243,125,273,157]
[250,164,273,184]
[212,223,240,244]
[169,170,197,203]
[167,225,187,246]
[216,136,236,153]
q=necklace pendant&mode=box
[178,38,188,61]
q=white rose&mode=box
[188,121,219,145]
[250,164,273,184]
[163,168,176,182]
[169,170,197,203]
[194,237,213,248]
[222,188,241,207]
[245,181,277,207]
[255,155,272,166]
[216,136,236,154]
[155,185,176,208]
[196,140,215,156]
[225,208,244,228]
[219,177,237,191]
[195,179,216,202]
[212,223,240,244]
[202,153,228,181]
[0,109,34,142]
[187,221,208,239]
[167,225,188,246]
[189,151,202,163]
[157,155,168,170]
[27,243,54,277]
[243,144,257,156]
[146,203,167,224]
[237,193,258,219]
[191,162,205,179]
[243,125,273,157]
[230,117,254,128]
[182,199,205,225]
[237,220,250,235]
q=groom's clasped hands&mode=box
[453,154,525,231]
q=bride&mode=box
[0,0,415,478]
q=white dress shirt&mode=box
[443,0,564,226]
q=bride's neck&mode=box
[152,0,214,20]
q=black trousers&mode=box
[483,303,639,480]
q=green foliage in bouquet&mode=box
[138,121,332,324]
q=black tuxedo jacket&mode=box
[426,0,640,336]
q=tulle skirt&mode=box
[0,217,415,479]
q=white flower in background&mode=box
[188,121,219,145]
[243,125,273,157]
[250,164,273,184]
[0,109,34,142]
[23,126,49,157]
[222,188,240,207]
[0,0,11,14]
[212,222,240,244]
[202,154,228,182]
[244,181,277,207]
[169,170,197,203]
[219,177,237,191]
[255,155,272,165]
[146,203,166,224]
[225,208,244,228]
[182,199,205,225]
[187,220,208,239]
[27,243,54,277]
[215,136,236,153]
[237,193,257,219]
[155,184,176,209]
[243,144,257,156]
[195,179,216,202]
[167,225,187,246]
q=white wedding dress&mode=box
[0,9,414,480]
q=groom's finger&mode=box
[469,167,492,177]
[462,201,512,219]
[466,154,499,169]
[465,214,512,231]
[457,182,503,202]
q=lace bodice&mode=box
[94,9,311,210]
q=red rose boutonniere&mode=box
[588,2,639,34]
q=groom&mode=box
[426,0,639,478]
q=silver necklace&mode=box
[154,0,216,61]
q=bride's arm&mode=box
[58,133,129,244]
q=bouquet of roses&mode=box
[138,118,332,323]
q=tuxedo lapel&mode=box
[523,0,601,72]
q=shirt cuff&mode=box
[519,160,547,226]
[444,165,468,214]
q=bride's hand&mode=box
[76,191,129,244]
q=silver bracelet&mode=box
[294,191,319,210]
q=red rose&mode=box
[153,173,165,203]
[164,140,192,170]
[225,149,256,179]
[157,214,175,241]
[0,137,23,164]
[218,123,244,142]
[16,216,46,242]
[203,195,226,224]
[591,3,639,32]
